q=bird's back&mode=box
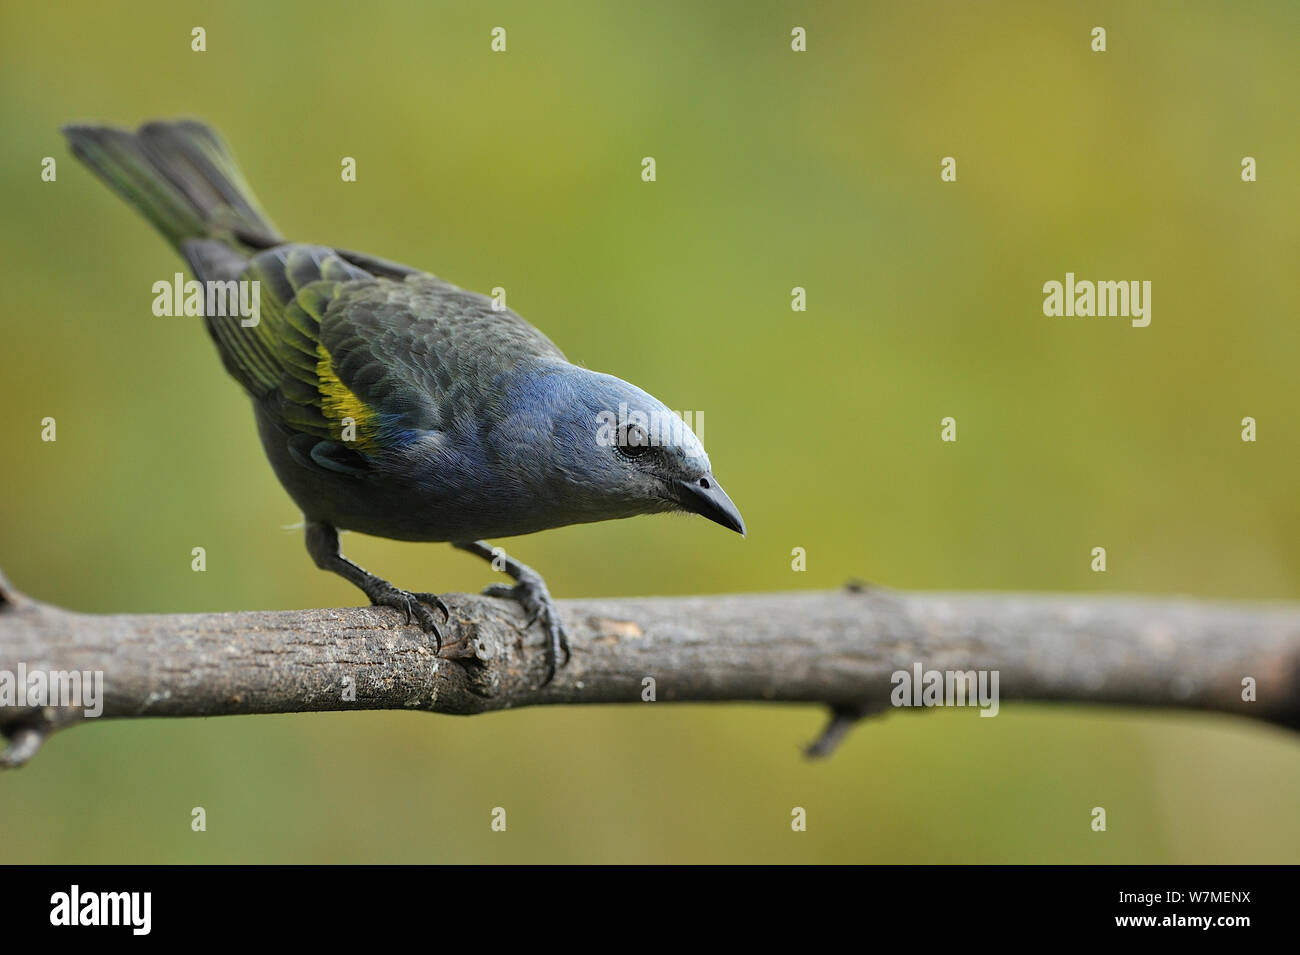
[61,119,565,460]
[189,239,566,456]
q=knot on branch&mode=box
[439,615,506,699]
[1,706,83,768]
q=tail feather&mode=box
[62,119,281,254]
[66,120,289,399]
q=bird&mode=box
[62,119,745,683]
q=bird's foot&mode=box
[364,583,449,651]
[482,572,570,684]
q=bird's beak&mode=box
[675,475,746,537]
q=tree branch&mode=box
[2,567,1298,767]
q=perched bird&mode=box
[62,119,744,682]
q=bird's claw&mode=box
[367,585,446,652]
[410,592,451,623]
[481,575,570,683]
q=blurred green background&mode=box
[2,0,1298,863]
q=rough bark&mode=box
[2,570,1297,766]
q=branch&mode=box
[2,568,1298,767]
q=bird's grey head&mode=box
[494,359,745,535]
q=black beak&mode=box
[675,475,746,536]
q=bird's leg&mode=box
[454,540,570,683]
[305,522,449,649]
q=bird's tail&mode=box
[61,120,281,255]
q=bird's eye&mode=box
[617,424,651,459]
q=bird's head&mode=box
[497,360,745,535]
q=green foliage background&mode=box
[1,0,1297,863]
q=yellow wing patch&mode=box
[316,343,379,451]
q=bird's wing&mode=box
[318,273,568,447]
[213,243,565,469]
